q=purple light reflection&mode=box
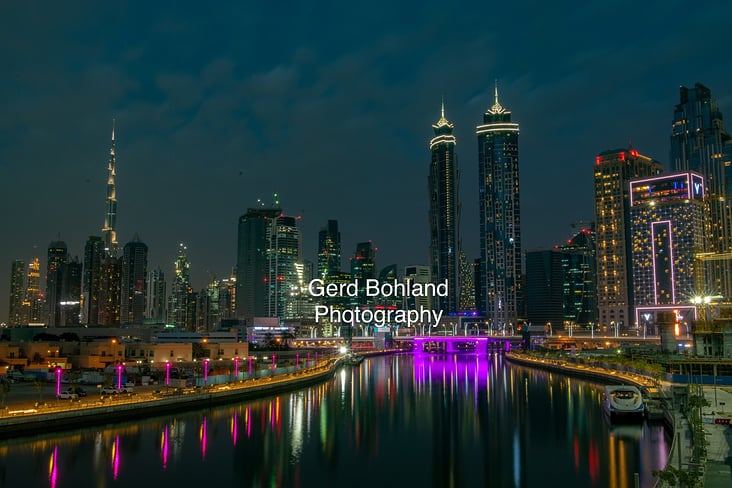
[161,425,169,470]
[48,445,58,488]
[112,435,120,480]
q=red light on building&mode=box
[595,156,601,165]
[619,152,625,161]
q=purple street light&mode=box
[296,353,299,369]
[203,359,209,383]
[234,357,239,380]
[248,356,253,375]
[55,367,62,396]
[165,361,171,386]
[117,364,123,390]
[271,354,276,371]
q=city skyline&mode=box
[1,2,731,322]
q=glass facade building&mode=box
[429,101,460,314]
[593,148,662,332]
[477,84,522,327]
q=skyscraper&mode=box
[147,267,167,323]
[120,234,148,324]
[169,243,191,329]
[477,83,522,328]
[267,214,301,319]
[97,256,121,325]
[429,100,460,314]
[630,172,708,330]
[350,241,377,307]
[23,258,44,325]
[59,257,82,326]
[594,147,662,332]
[236,207,281,321]
[45,240,68,326]
[102,121,118,258]
[671,83,732,300]
[81,236,105,325]
[8,259,25,326]
[317,220,341,280]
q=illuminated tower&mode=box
[236,207,281,321]
[350,241,377,307]
[630,172,708,329]
[429,99,460,315]
[45,240,68,326]
[169,243,191,329]
[102,120,118,258]
[121,234,148,324]
[477,82,522,327]
[671,83,732,299]
[8,259,25,326]
[267,214,301,319]
[147,267,167,323]
[594,147,662,332]
[317,220,341,280]
[23,258,44,325]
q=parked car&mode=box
[118,386,134,394]
[57,391,79,400]
[65,387,86,397]
[100,387,119,395]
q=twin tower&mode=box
[429,84,521,328]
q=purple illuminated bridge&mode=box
[411,336,512,353]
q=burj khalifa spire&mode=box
[102,119,118,257]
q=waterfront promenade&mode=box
[0,355,346,438]
[506,352,732,487]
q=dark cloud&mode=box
[1,1,731,320]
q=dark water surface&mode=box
[0,353,669,487]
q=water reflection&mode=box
[0,354,668,488]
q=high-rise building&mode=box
[525,250,565,328]
[458,251,476,314]
[8,259,25,326]
[236,207,280,321]
[350,241,377,307]
[476,83,522,328]
[318,220,341,280]
[594,147,663,332]
[429,100,461,314]
[102,121,119,258]
[268,214,301,319]
[81,236,105,325]
[59,257,82,326]
[671,83,732,300]
[45,240,68,326]
[217,272,236,322]
[120,234,148,325]
[97,256,121,326]
[147,267,167,323]
[169,243,191,329]
[559,226,597,328]
[22,258,44,325]
[630,172,708,330]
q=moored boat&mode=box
[602,385,644,421]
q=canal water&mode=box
[0,353,669,488]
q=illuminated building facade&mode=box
[477,83,522,327]
[81,236,104,325]
[8,259,25,326]
[594,147,662,332]
[317,220,341,280]
[59,257,81,325]
[267,214,301,319]
[429,100,460,315]
[146,267,166,323]
[350,241,377,307]
[630,172,708,327]
[45,240,68,326]
[102,121,118,257]
[22,258,44,325]
[120,235,148,324]
[169,243,191,329]
[671,83,732,300]
[458,251,476,313]
[236,207,281,321]
[559,227,597,327]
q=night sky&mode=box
[1,1,730,322]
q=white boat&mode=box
[602,385,644,421]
